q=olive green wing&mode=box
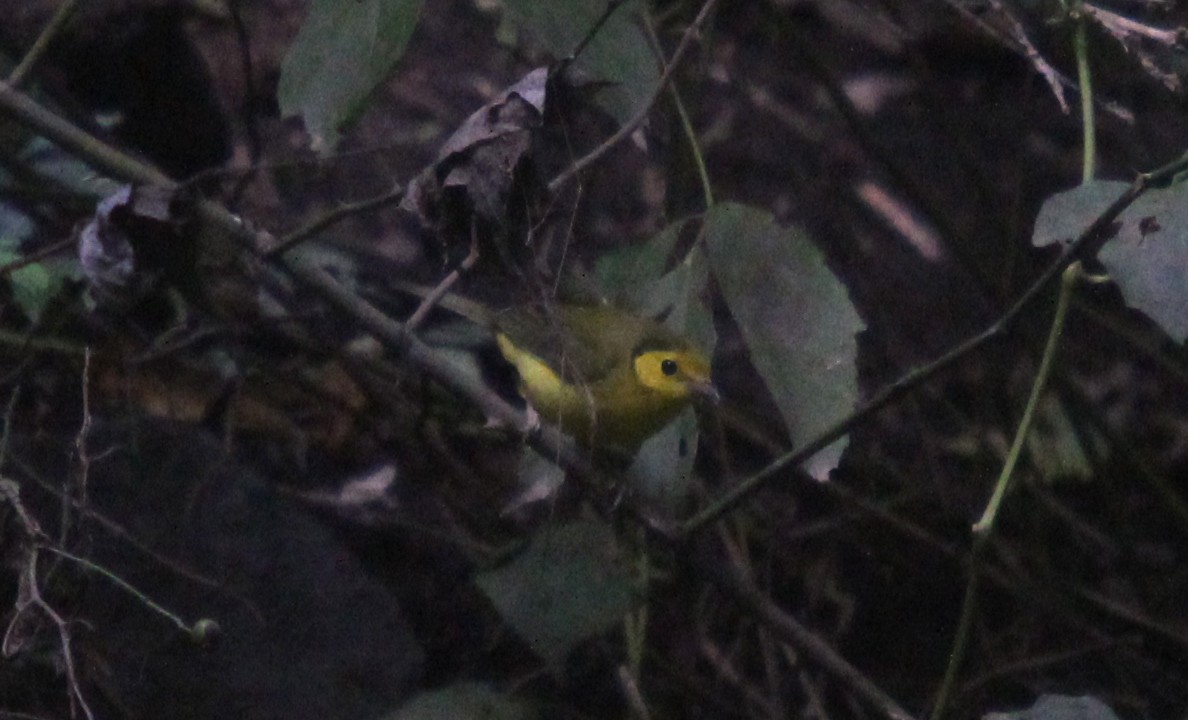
[495,306,646,385]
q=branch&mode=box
[703,552,919,720]
[7,0,82,88]
[0,81,172,186]
[0,78,596,483]
[547,0,721,193]
[262,184,406,259]
[681,150,1188,534]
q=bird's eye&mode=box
[661,359,679,376]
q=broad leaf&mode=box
[629,406,699,520]
[984,693,1121,720]
[475,517,632,671]
[1033,179,1188,342]
[595,218,686,309]
[704,203,862,479]
[499,0,658,125]
[279,0,425,151]
[385,682,534,720]
[1,202,78,324]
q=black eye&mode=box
[661,359,678,376]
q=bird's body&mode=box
[492,305,716,450]
[391,280,716,449]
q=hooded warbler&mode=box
[491,305,718,450]
[397,282,718,449]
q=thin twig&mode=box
[681,151,1188,535]
[2,494,95,720]
[0,385,21,469]
[958,637,1123,698]
[705,557,919,720]
[618,665,655,720]
[404,223,481,333]
[568,0,627,65]
[971,263,1082,536]
[13,459,231,592]
[0,81,173,186]
[39,545,205,638]
[547,0,721,193]
[0,329,85,359]
[7,0,82,88]
[0,477,46,541]
[699,637,781,719]
[74,348,92,510]
[931,263,1084,720]
[29,560,95,720]
[641,10,714,209]
[263,184,406,258]
[1077,586,1188,650]
[0,79,597,485]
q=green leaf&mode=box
[499,0,658,126]
[384,682,535,720]
[11,259,79,324]
[1033,179,1188,342]
[1024,395,1097,482]
[704,203,862,479]
[279,0,425,151]
[595,219,686,308]
[1,202,79,324]
[629,406,698,520]
[1031,180,1128,250]
[984,694,1121,720]
[8,259,49,321]
[595,218,712,349]
[475,516,632,671]
[505,446,566,514]
[658,245,715,352]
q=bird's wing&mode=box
[496,306,643,385]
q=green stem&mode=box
[971,262,1080,536]
[930,262,1083,720]
[928,573,979,720]
[1072,2,1096,182]
[677,142,1188,535]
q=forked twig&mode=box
[547,0,721,193]
[682,151,1188,534]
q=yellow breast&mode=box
[495,321,714,450]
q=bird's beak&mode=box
[689,379,721,406]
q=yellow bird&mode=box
[491,304,718,450]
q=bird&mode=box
[491,303,717,451]
[393,282,717,451]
